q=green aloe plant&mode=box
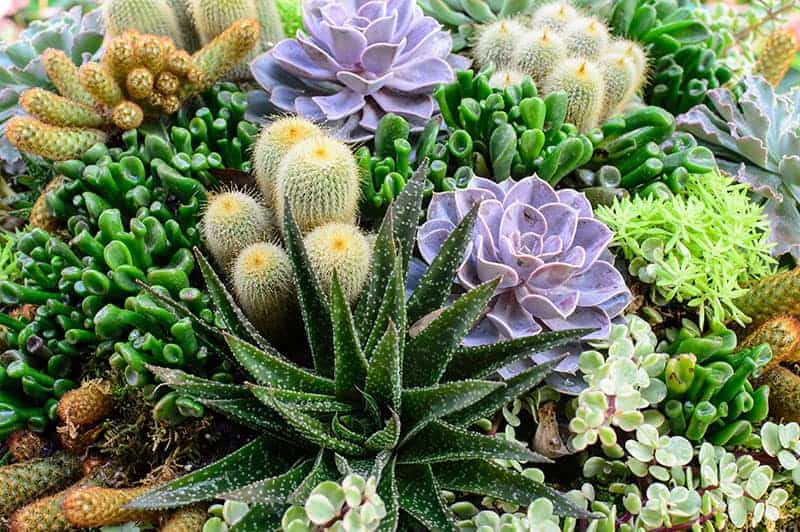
[125,165,593,530]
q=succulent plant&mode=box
[0,453,82,518]
[569,315,667,455]
[676,76,800,259]
[62,485,157,527]
[282,474,387,531]
[735,267,800,327]
[0,5,104,173]
[624,425,693,480]
[161,505,208,532]
[125,167,593,529]
[418,174,631,353]
[202,500,250,532]
[303,222,372,305]
[761,421,800,485]
[248,0,468,142]
[754,28,799,86]
[596,171,776,326]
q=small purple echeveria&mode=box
[248,0,468,141]
[418,175,631,358]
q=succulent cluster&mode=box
[596,170,776,325]
[419,174,631,352]
[677,76,800,259]
[249,0,468,141]
[203,500,250,531]
[7,19,260,161]
[0,6,104,173]
[472,4,648,132]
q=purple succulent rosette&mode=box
[418,175,631,371]
[249,0,468,141]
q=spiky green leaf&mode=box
[331,272,369,399]
[406,205,478,324]
[222,459,313,504]
[332,414,369,444]
[446,357,562,427]
[404,279,501,387]
[442,328,592,381]
[376,458,400,532]
[128,437,299,509]
[201,398,296,438]
[365,411,401,452]
[224,333,335,394]
[365,321,401,410]
[398,420,550,464]
[355,208,396,339]
[289,450,338,505]
[433,460,595,518]
[397,463,454,531]
[401,380,504,443]
[146,365,250,400]
[269,398,366,456]
[364,255,406,358]
[194,248,272,351]
[247,385,353,413]
[392,160,428,274]
[283,204,334,377]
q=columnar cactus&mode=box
[0,453,82,519]
[62,486,158,527]
[754,28,799,86]
[103,0,186,48]
[56,380,113,428]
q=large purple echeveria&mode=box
[248,0,468,141]
[418,175,631,355]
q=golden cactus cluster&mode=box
[7,18,260,161]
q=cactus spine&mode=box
[6,430,45,463]
[488,69,527,89]
[543,58,604,132]
[6,117,107,162]
[78,63,123,108]
[20,89,105,128]
[161,505,208,532]
[0,453,82,518]
[9,490,78,532]
[474,19,527,70]
[562,16,610,59]
[304,223,372,304]
[600,53,639,119]
[531,1,578,32]
[103,0,186,48]
[41,49,95,107]
[743,315,800,370]
[607,39,648,77]
[187,18,261,94]
[274,136,360,234]
[201,190,275,269]
[232,242,295,337]
[755,28,799,86]
[736,268,800,326]
[253,116,324,209]
[756,366,800,423]
[62,486,157,527]
[513,29,566,87]
[57,380,114,428]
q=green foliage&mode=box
[128,167,593,528]
[595,171,776,326]
[202,500,251,532]
[761,422,800,486]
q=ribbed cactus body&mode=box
[189,0,258,79]
[0,453,82,518]
[188,18,261,93]
[254,0,285,47]
[253,116,324,209]
[531,2,578,32]
[474,19,527,70]
[274,136,360,234]
[6,117,107,161]
[167,0,200,51]
[161,505,207,532]
[755,28,799,86]
[62,486,157,527]
[544,58,604,132]
[9,490,78,532]
[600,53,639,119]
[20,88,105,128]
[743,315,800,370]
[513,29,566,87]
[737,268,800,326]
[607,39,648,76]
[304,223,372,304]
[488,69,527,89]
[57,381,113,428]
[756,366,800,423]
[103,0,185,48]
[562,17,610,60]
[42,49,95,107]
[78,63,123,107]
[111,101,145,130]
[232,242,295,337]
[201,190,275,269]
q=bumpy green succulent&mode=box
[126,167,593,529]
[0,6,104,173]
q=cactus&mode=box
[562,16,610,60]
[754,28,799,86]
[303,223,372,304]
[8,490,78,532]
[512,29,566,87]
[231,242,295,337]
[743,316,800,370]
[531,1,578,32]
[20,89,105,129]
[5,117,107,162]
[57,381,113,428]
[474,19,527,70]
[274,135,360,234]
[41,49,95,108]
[252,116,324,209]
[736,268,800,326]
[6,430,45,462]
[543,58,604,132]
[78,63,124,108]
[187,18,261,94]
[161,505,207,532]
[62,486,157,527]
[201,190,275,269]
[607,39,648,77]
[0,453,82,518]
[600,53,641,119]
[488,69,527,89]
[756,366,800,423]
[29,175,64,233]
[103,0,186,48]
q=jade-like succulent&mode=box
[676,76,800,259]
[249,0,468,141]
[761,421,800,485]
[202,500,250,532]
[125,167,593,529]
[624,425,693,480]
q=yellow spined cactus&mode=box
[20,89,105,128]
[78,62,124,108]
[743,315,800,370]
[0,453,82,519]
[755,28,799,86]
[57,380,114,429]
[41,49,95,107]
[9,491,78,532]
[737,268,800,326]
[6,430,45,463]
[187,18,261,93]
[6,117,107,162]
[62,486,158,528]
[160,505,208,532]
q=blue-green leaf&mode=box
[269,398,366,456]
[247,385,353,413]
[355,208,396,339]
[392,161,428,275]
[396,463,454,531]
[222,459,313,504]
[365,321,401,411]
